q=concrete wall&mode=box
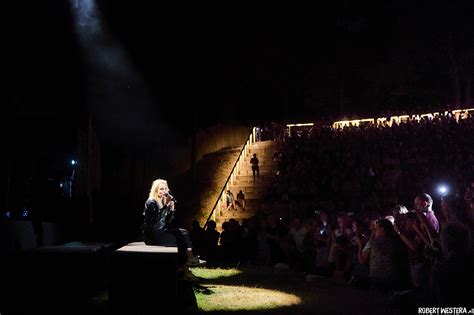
[172,123,252,175]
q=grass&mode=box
[191,267,301,312]
[190,267,242,280]
[188,265,399,314]
[194,284,301,311]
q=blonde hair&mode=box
[149,179,168,206]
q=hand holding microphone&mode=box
[164,192,177,203]
[164,192,177,211]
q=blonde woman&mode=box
[142,179,204,275]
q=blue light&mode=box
[22,209,29,218]
[437,185,449,196]
[71,160,77,165]
[4,211,11,218]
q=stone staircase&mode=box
[215,140,277,227]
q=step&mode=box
[218,191,267,201]
[251,140,276,148]
[241,159,278,166]
[227,185,267,193]
[246,150,276,158]
[217,198,260,207]
[238,168,276,176]
[240,164,277,172]
[226,191,265,200]
[235,174,274,182]
[236,191,266,199]
[231,177,272,186]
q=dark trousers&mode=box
[144,228,191,265]
[252,166,259,180]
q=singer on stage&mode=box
[142,178,191,265]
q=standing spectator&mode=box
[431,223,471,306]
[250,153,260,182]
[202,220,220,264]
[189,220,206,257]
[358,219,406,291]
[414,193,440,235]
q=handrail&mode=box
[204,127,256,229]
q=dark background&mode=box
[2,0,473,239]
[4,1,474,127]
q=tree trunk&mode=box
[448,35,461,109]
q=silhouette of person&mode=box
[236,190,246,210]
[250,153,260,181]
[226,190,236,211]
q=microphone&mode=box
[164,192,177,203]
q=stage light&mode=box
[71,160,77,165]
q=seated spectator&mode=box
[226,190,236,211]
[236,190,246,211]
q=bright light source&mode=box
[71,160,77,165]
[437,185,449,196]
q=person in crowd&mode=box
[250,153,260,182]
[357,218,407,291]
[189,220,206,257]
[236,190,246,210]
[333,234,353,283]
[463,178,474,202]
[287,217,308,270]
[329,212,353,272]
[394,211,429,289]
[226,190,236,211]
[349,217,370,288]
[414,193,440,237]
[201,220,220,264]
[390,204,408,223]
[431,223,472,306]
[265,214,289,266]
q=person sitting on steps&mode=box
[236,190,246,211]
[226,189,236,211]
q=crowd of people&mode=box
[269,113,474,214]
[186,113,473,309]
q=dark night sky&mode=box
[3,1,474,140]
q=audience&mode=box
[196,111,473,310]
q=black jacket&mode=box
[142,198,175,240]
